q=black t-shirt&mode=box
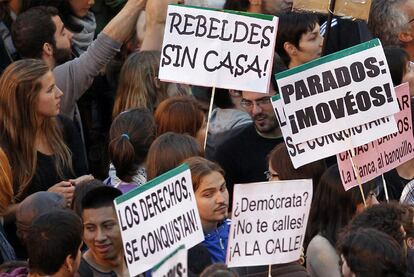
[15,115,88,202]
[212,124,284,206]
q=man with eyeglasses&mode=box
[212,81,284,209]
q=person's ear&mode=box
[43,42,54,57]
[407,236,414,249]
[399,30,414,44]
[284,41,298,57]
[64,255,75,273]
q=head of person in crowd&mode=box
[344,202,406,250]
[261,0,292,14]
[16,191,66,245]
[0,59,73,200]
[155,96,205,138]
[146,132,203,180]
[112,51,169,118]
[185,157,228,233]
[267,143,326,190]
[275,11,323,69]
[306,164,378,248]
[0,148,13,214]
[80,186,124,272]
[71,179,103,216]
[239,57,284,138]
[12,6,73,68]
[337,228,406,277]
[401,204,414,249]
[224,0,249,11]
[200,263,239,277]
[384,46,414,96]
[26,209,83,277]
[369,0,414,60]
[108,108,156,191]
[20,0,83,33]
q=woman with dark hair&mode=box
[275,11,323,69]
[106,108,156,193]
[338,228,406,277]
[146,132,203,180]
[305,165,377,277]
[0,59,89,205]
[155,96,205,137]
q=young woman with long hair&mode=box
[112,51,169,118]
[0,59,89,204]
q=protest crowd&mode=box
[0,0,414,276]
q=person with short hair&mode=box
[25,210,83,277]
[337,228,406,277]
[369,0,414,60]
[275,11,323,69]
[78,186,130,277]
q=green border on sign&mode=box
[271,94,281,102]
[115,163,189,204]
[152,245,186,272]
[275,39,381,80]
[170,4,275,21]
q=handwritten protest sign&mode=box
[114,164,204,276]
[293,0,372,21]
[226,180,312,267]
[272,94,397,168]
[276,39,399,143]
[152,245,188,277]
[159,5,278,93]
[337,83,414,190]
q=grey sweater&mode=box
[54,33,122,120]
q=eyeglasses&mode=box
[240,96,272,109]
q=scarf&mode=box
[70,11,96,55]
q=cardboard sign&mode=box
[152,245,188,277]
[114,164,204,276]
[272,94,397,168]
[293,0,372,21]
[337,83,414,190]
[159,5,278,93]
[226,180,312,267]
[276,39,399,144]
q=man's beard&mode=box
[53,47,73,65]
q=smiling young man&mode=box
[78,186,128,277]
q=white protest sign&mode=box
[152,245,188,277]
[226,180,312,267]
[337,83,414,190]
[114,164,204,276]
[159,5,278,93]
[272,94,397,168]
[277,39,399,143]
